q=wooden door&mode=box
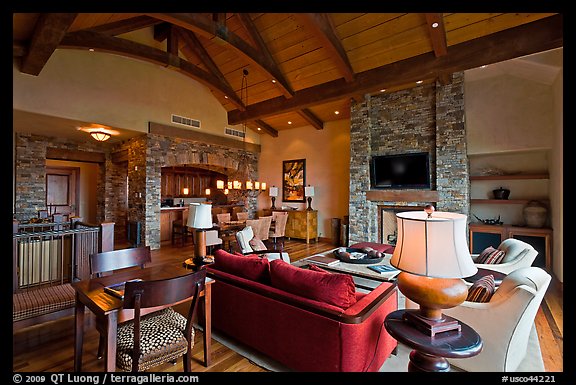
[46,167,80,219]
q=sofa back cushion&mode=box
[213,249,270,282]
[269,259,357,309]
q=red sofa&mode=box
[205,249,398,372]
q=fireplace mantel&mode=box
[366,190,439,202]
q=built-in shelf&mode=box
[471,199,549,205]
[469,173,548,181]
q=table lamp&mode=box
[187,203,213,266]
[304,185,315,210]
[269,186,279,209]
[390,205,477,336]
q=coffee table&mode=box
[292,248,399,291]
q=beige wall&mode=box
[465,72,562,282]
[45,159,99,223]
[257,120,350,241]
[12,49,260,145]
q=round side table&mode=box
[384,309,482,372]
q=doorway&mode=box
[45,166,79,219]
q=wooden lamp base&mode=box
[397,272,468,336]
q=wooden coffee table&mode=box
[292,249,399,291]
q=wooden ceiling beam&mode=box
[176,27,231,91]
[59,30,245,110]
[153,22,171,42]
[86,15,161,36]
[228,14,562,125]
[21,13,77,76]
[167,26,179,56]
[298,109,324,130]
[254,119,278,137]
[425,13,448,57]
[296,13,355,82]
[147,13,294,98]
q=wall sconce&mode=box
[269,186,279,209]
[305,185,315,211]
[224,188,229,195]
[216,180,225,189]
[182,187,189,195]
[90,131,111,142]
[205,188,211,196]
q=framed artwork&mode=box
[282,159,306,202]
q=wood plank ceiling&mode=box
[13,13,562,137]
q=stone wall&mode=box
[348,73,469,244]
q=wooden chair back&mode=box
[257,216,273,241]
[90,246,151,278]
[271,212,288,237]
[122,269,207,372]
[236,212,249,221]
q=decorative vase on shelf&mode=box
[493,187,510,200]
[523,200,547,228]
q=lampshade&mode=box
[187,203,212,229]
[269,186,279,197]
[304,186,315,197]
[391,210,477,279]
[90,131,110,142]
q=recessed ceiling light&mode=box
[89,48,95,52]
[380,89,386,92]
[432,22,439,28]
[288,121,292,125]
[271,79,276,83]
[224,95,228,99]
[416,80,423,84]
[257,127,261,131]
[480,65,487,69]
[334,111,340,115]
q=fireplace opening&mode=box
[379,205,424,245]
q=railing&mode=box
[12,221,115,293]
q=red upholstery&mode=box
[213,249,270,282]
[350,242,395,254]
[269,259,357,309]
[205,262,398,372]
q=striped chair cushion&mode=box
[116,307,192,372]
[466,275,496,303]
[476,246,506,264]
[13,284,76,322]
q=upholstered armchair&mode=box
[472,238,538,275]
[235,225,290,263]
[443,266,551,372]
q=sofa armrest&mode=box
[343,282,397,322]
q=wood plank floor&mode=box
[12,239,563,372]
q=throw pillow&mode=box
[466,274,496,302]
[213,249,270,282]
[476,246,506,264]
[308,264,329,274]
[269,259,357,309]
[249,237,267,251]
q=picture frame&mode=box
[282,159,306,203]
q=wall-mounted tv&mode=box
[370,152,431,189]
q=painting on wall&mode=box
[282,159,306,203]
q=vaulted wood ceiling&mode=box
[13,13,562,137]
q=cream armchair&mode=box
[235,225,290,263]
[472,238,538,275]
[443,266,551,372]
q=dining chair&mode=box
[256,216,272,241]
[270,211,288,248]
[117,269,207,372]
[216,213,231,224]
[236,211,249,221]
[89,246,152,359]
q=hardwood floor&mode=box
[12,239,563,372]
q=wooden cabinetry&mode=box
[160,208,188,242]
[161,166,226,198]
[469,223,552,270]
[285,210,318,243]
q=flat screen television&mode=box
[370,152,431,189]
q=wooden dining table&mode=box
[71,262,213,372]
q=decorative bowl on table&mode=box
[333,247,385,264]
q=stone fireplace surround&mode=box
[348,72,470,245]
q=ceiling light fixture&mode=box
[90,131,111,142]
[432,22,439,28]
[416,80,423,84]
